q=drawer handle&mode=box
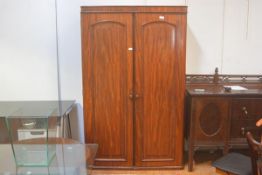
[241,127,246,136]
[242,107,248,115]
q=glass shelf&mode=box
[0,142,98,175]
[0,101,75,117]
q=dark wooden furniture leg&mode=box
[188,140,194,171]
[188,150,194,171]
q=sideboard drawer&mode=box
[230,119,258,139]
[231,98,262,120]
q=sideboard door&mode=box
[191,97,229,145]
[82,13,134,166]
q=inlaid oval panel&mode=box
[199,103,222,136]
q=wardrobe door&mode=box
[81,13,133,166]
[134,13,186,167]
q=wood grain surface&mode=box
[134,13,186,167]
[82,13,133,166]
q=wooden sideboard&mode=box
[185,73,262,171]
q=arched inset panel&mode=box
[139,21,178,160]
[90,21,128,159]
[134,12,186,167]
[82,13,134,167]
[199,103,222,136]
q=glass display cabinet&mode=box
[6,107,58,166]
[0,101,75,167]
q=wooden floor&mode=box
[92,150,223,175]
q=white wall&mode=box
[222,0,262,74]
[0,0,58,101]
[1,0,262,142]
[186,0,224,73]
[186,0,262,74]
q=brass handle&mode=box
[129,93,140,100]
[129,94,133,99]
[242,107,248,115]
